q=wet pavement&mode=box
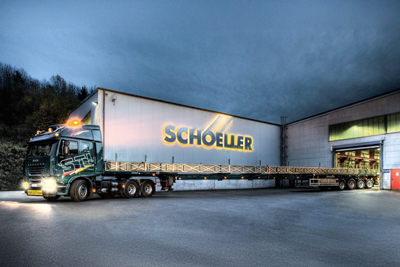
[1,188,399,267]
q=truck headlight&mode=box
[41,178,57,192]
[22,181,30,190]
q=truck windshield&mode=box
[27,142,58,157]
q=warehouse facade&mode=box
[286,89,400,190]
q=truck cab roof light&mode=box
[67,120,81,126]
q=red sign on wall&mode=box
[390,169,400,190]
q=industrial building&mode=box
[286,88,400,190]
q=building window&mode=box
[387,112,400,133]
[329,116,385,141]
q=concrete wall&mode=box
[286,90,400,189]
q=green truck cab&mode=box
[24,122,172,201]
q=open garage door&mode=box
[332,142,381,188]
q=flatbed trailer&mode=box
[106,161,378,190]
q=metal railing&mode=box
[106,161,378,176]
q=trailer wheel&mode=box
[365,179,374,189]
[141,180,155,197]
[70,180,88,202]
[356,179,365,189]
[124,180,139,198]
[338,180,346,190]
[347,179,356,190]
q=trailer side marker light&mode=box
[241,176,244,179]
[204,177,207,179]
[178,177,181,180]
[155,184,157,187]
[93,189,96,193]
[224,176,227,179]
[273,177,275,179]
[285,177,287,179]
[152,173,156,176]
[122,184,125,188]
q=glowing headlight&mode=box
[41,178,57,192]
[22,181,30,190]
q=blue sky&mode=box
[1,0,400,123]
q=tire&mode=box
[365,179,374,189]
[338,180,346,190]
[356,179,365,189]
[141,180,155,197]
[70,180,89,202]
[347,179,356,190]
[43,195,60,201]
[124,180,139,198]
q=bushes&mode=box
[0,138,26,191]
[0,62,95,190]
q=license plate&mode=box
[27,190,43,196]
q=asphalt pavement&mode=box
[1,188,400,267]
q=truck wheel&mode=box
[125,180,139,198]
[356,179,365,189]
[347,179,356,190]
[70,180,88,202]
[141,180,155,197]
[43,195,60,201]
[338,180,346,190]
[365,179,374,189]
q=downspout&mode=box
[102,88,106,174]
[380,137,385,190]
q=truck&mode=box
[23,88,378,201]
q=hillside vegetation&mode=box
[0,62,94,190]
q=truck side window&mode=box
[79,141,93,154]
[59,140,78,156]
[68,141,79,155]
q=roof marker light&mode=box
[68,120,81,126]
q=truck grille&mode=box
[28,164,45,175]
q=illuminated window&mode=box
[329,116,385,141]
[387,112,400,133]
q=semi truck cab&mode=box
[24,121,171,201]
[24,123,103,201]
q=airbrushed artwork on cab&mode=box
[59,153,94,177]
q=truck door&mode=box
[78,140,95,177]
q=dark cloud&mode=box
[1,0,400,123]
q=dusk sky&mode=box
[1,0,400,124]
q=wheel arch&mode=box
[68,176,95,197]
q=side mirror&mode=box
[64,144,69,155]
